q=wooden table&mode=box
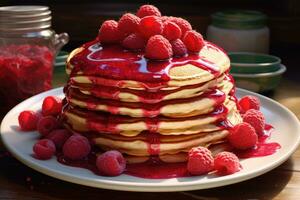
[0,77,300,200]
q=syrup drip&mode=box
[146,133,161,155]
[69,40,222,91]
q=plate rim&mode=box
[1,87,300,192]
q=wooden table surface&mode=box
[0,77,300,200]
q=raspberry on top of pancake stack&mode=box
[62,5,242,164]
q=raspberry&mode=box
[228,122,258,150]
[171,39,187,57]
[42,96,62,117]
[96,150,126,176]
[18,110,40,131]
[46,129,71,149]
[161,16,172,22]
[214,151,241,175]
[183,30,205,52]
[187,147,214,175]
[37,116,59,137]
[62,135,91,160]
[122,33,146,50]
[145,35,173,60]
[169,17,192,36]
[136,5,161,18]
[138,16,163,39]
[243,109,265,136]
[98,20,122,44]
[239,95,260,113]
[118,13,140,35]
[162,21,182,41]
[33,139,56,160]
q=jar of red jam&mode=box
[0,6,68,116]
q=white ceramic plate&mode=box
[1,88,300,192]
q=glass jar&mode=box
[207,10,269,53]
[0,6,69,116]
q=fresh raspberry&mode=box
[239,95,260,113]
[138,16,163,39]
[118,13,140,35]
[183,30,205,52]
[121,33,146,50]
[171,39,187,57]
[42,96,62,117]
[228,122,258,150]
[46,129,71,149]
[136,5,161,18]
[33,139,56,160]
[187,147,214,175]
[62,135,91,160]
[98,20,122,44]
[214,151,241,175]
[96,150,126,176]
[162,21,182,41]
[243,109,265,136]
[161,16,172,22]
[145,35,173,60]
[37,116,59,137]
[18,110,40,131]
[169,17,192,36]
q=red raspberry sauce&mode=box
[0,44,53,116]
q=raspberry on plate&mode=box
[214,151,241,175]
[98,20,122,44]
[187,147,214,175]
[162,21,182,41]
[33,139,56,160]
[62,135,91,160]
[122,33,146,50]
[138,16,163,39]
[136,4,161,18]
[42,96,62,117]
[239,95,260,113]
[171,39,187,57]
[228,122,258,150]
[243,109,265,136]
[118,13,140,35]
[145,35,173,60]
[46,129,71,149]
[37,116,59,137]
[169,17,192,36]
[183,30,205,52]
[96,150,126,176]
[18,110,40,131]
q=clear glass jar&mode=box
[0,6,69,116]
[207,10,269,53]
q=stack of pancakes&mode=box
[62,41,242,164]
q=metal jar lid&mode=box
[211,10,267,29]
[0,5,52,32]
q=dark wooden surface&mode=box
[0,77,300,200]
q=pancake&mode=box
[71,74,227,103]
[62,99,241,137]
[66,41,230,91]
[92,129,229,156]
[65,78,234,118]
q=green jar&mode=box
[207,10,269,53]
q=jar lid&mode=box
[211,10,267,29]
[0,6,51,32]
